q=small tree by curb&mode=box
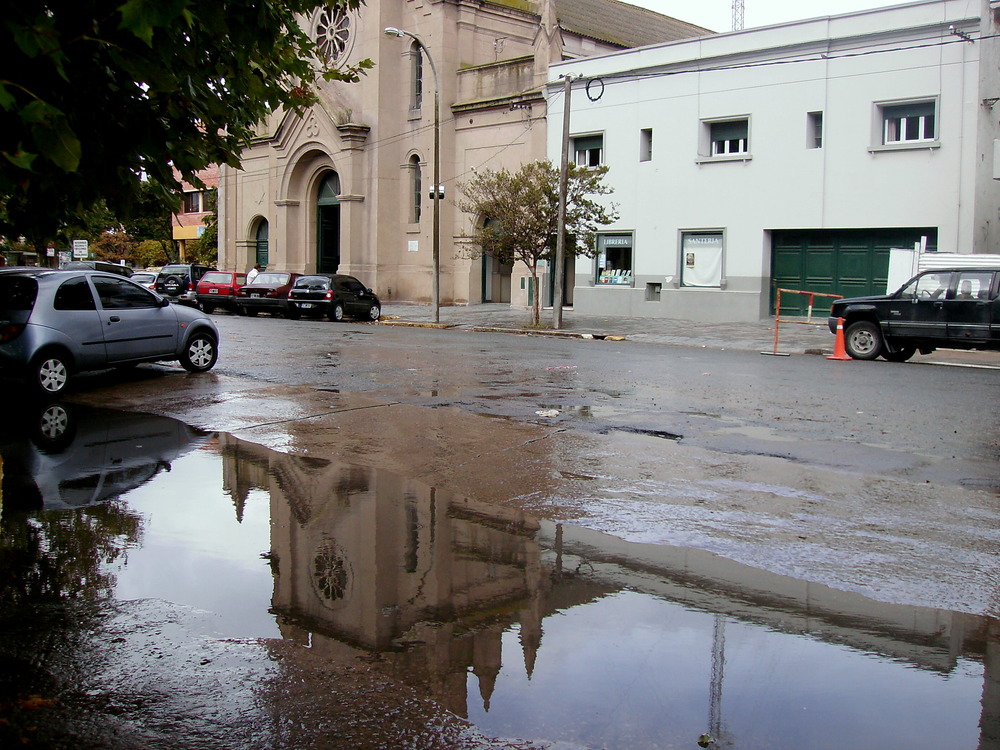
[457,160,618,326]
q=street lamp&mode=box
[385,26,441,323]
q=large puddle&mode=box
[1,403,997,749]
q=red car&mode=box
[236,271,301,317]
[196,271,247,314]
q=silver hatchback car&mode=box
[0,268,220,396]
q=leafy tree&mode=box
[0,0,370,250]
[457,160,619,326]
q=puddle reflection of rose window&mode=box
[315,9,353,65]
[312,541,351,605]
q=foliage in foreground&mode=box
[0,0,369,248]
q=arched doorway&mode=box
[317,172,340,273]
[255,220,269,268]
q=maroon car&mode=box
[196,271,247,314]
[236,271,301,317]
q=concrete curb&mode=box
[381,318,626,341]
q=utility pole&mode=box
[553,74,573,330]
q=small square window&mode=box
[183,191,202,213]
[881,101,936,145]
[574,135,603,167]
[639,129,653,162]
[807,112,823,149]
[709,119,749,156]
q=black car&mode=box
[828,268,1000,361]
[155,263,216,307]
[287,274,381,321]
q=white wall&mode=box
[548,0,985,321]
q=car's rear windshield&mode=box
[200,272,231,284]
[294,276,331,289]
[0,277,38,312]
[254,273,289,285]
[159,265,189,276]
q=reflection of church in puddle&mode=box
[219,433,1000,745]
[219,434,608,717]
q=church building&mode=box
[218,0,708,309]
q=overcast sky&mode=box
[632,0,912,32]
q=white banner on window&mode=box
[682,233,723,287]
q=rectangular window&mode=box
[882,101,935,145]
[808,112,823,149]
[681,232,724,287]
[574,135,604,167]
[183,191,202,213]
[639,129,653,162]
[710,120,748,156]
[595,233,633,286]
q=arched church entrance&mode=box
[317,172,340,273]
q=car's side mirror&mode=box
[159,297,170,308]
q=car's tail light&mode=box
[325,290,333,300]
[0,323,25,344]
[187,281,195,291]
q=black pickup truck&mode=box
[828,268,1000,361]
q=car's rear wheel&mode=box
[31,350,72,396]
[245,308,258,317]
[366,303,381,321]
[202,303,215,315]
[287,306,300,320]
[882,345,916,362]
[329,302,345,321]
[844,320,883,360]
[180,332,218,373]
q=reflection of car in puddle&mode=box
[0,402,210,511]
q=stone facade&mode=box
[219,0,708,308]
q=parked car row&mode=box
[55,264,382,322]
[0,265,382,397]
[223,271,381,322]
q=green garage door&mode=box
[771,228,937,316]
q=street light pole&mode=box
[385,26,441,323]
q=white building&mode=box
[548,0,1000,321]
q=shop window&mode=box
[596,233,633,286]
[681,232,723,287]
[574,135,603,167]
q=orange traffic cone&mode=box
[827,317,852,361]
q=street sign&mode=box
[72,239,88,259]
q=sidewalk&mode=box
[379,302,834,355]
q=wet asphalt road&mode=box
[63,310,1000,614]
[5,310,1000,750]
[206,312,999,485]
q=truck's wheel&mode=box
[844,320,883,360]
